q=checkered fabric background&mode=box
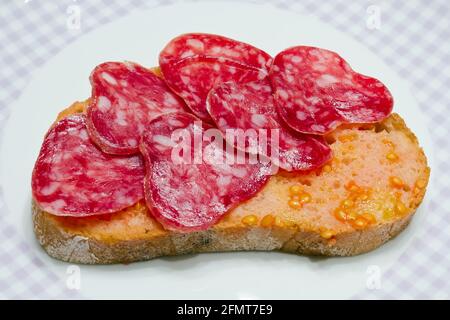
[0,0,449,299]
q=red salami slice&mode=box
[32,114,145,217]
[87,61,186,155]
[207,79,332,171]
[140,112,270,232]
[160,33,272,70]
[270,46,393,135]
[159,33,272,122]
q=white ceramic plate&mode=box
[0,1,434,299]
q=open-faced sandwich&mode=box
[31,33,429,264]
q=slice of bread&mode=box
[33,100,429,264]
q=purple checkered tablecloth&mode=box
[0,0,449,299]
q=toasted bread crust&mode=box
[33,200,414,264]
[32,106,429,264]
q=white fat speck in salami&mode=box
[87,62,186,155]
[140,112,270,232]
[207,79,332,171]
[32,114,145,216]
[159,33,272,122]
[269,46,393,135]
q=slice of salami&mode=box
[32,114,145,217]
[87,61,186,155]
[140,112,270,232]
[207,79,332,171]
[270,46,393,135]
[159,33,272,122]
[159,33,272,70]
